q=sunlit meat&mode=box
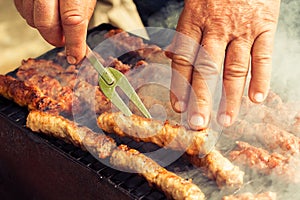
[224,120,300,155]
[222,191,277,200]
[111,145,205,200]
[73,80,111,114]
[229,141,300,183]
[188,150,244,188]
[97,112,219,156]
[26,110,116,158]
[16,58,65,80]
[104,29,170,64]
[239,96,300,136]
[26,110,205,200]
[0,75,63,113]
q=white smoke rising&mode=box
[272,0,300,102]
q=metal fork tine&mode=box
[107,68,152,118]
[86,46,151,118]
[108,89,133,116]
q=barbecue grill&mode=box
[1,21,300,200]
[0,24,170,200]
[0,94,171,200]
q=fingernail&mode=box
[174,101,186,111]
[67,56,77,65]
[219,114,231,126]
[254,92,264,103]
[189,114,205,128]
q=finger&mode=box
[217,39,251,127]
[60,0,96,64]
[188,49,221,130]
[20,0,34,27]
[13,0,23,15]
[187,38,227,130]
[169,7,202,113]
[249,31,275,103]
[33,0,64,47]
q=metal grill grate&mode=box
[0,24,194,200]
[0,95,167,199]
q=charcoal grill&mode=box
[2,22,299,200]
[0,95,170,200]
[0,24,168,200]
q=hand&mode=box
[168,0,281,130]
[14,0,96,64]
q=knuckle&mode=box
[224,62,249,79]
[194,60,219,77]
[61,10,86,26]
[252,54,272,66]
[34,21,54,30]
[172,54,194,67]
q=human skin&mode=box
[168,0,281,130]
[14,0,281,131]
[14,0,96,64]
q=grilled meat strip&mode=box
[104,29,170,64]
[230,141,300,183]
[0,75,63,113]
[27,110,116,158]
[111,145,205,200]
[239,96,300,136]
[16,58,65,80]
[72,80,111,114]
[26,110,205,199]
[222,191,277,200]
[97,112,219,156]
[224,120,300,155]
[16,59,112,114]
[188,150,244,188]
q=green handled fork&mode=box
[86,46,151,118]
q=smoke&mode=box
[146,1,300,199]
[147,0,183,29]
[271,0,300,102]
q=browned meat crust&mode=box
[104,29,170,64]
[26,110,116,158]
[16,58,65,80]
[0,75,63,113]
[224,120,300,155]
[188,150,244,188]
[15,59,112,114]
[239,96,300,136]
[73,80,111,114]
[97,112,219,156]
[222,191,277,200]
[26,110,205,200]
[111,145,205,200]
[229,141,300,183]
